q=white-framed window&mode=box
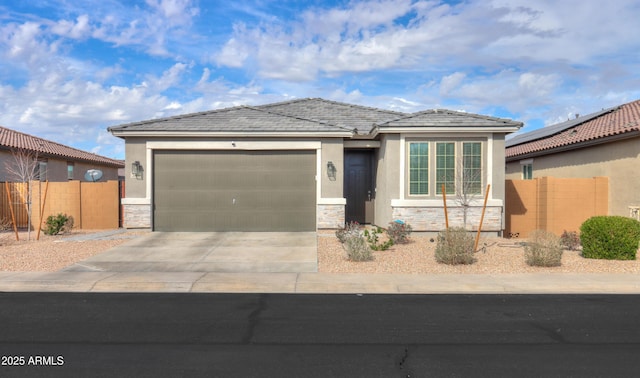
[35,160,47,181]
[407,139,485,198]
[520,159,533,180]
[435,142,455,195]
[408,142,429,195]
[67,162,74,180]
[462,142,482,194]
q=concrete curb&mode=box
[0,272,639,294]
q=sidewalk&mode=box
[0,271,639,294]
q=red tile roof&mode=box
[506,99,640,159]
[0,126,123,167]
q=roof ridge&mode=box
[313,98,407,116]
[257,97,407,116]
[107,105,250,130]
[374,108,522,127]
[245,105,355,133]
[0,125,122,165]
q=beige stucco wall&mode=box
[373,133,507,233]
[122,136,346,200]
[320,138,344,198]
[492,134,506,203]
[123,137,147,198]
[0,150,120,182]
[505,136,640,216]
[374,134,400,227]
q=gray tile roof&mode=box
[108,104,355,134]
[377,109,523,128]
[257,98,406,133]
[108,98,521,136]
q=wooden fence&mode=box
[505,177,608,238]
[1,180,121,231]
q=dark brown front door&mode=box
[344,150,373,224]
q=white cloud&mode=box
[440,72,466,96]
[51,14,91,39]
[146,0,199,24]
[145,62,190,92]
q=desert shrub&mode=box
[336,221,361,243]
[0,217,11,231]
[435,227,476,265]
[560,230,581,251]
[0,217,13,245]
[364,226,394,251]
[580,216,640,260]
[524,230,563,267]
[386,220,413,244]
[44,213,74,235]
[343,234,374,262]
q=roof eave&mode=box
[108,130,354,138]
[374,125,522,135]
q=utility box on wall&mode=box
[365,200,375,224]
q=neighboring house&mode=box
[108,98,522,232]
[505,99,640,217]
[0,126,124,182]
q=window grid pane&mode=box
[436,142,455,194]
[409,143,429,195]
[522,164,533,180]
[67,163,74,180]
[462,142,482,194]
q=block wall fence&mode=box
[1,180,120,231]
[505,176,608,238]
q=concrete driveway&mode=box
[63,232,318,273]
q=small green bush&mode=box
[44,213,74,235]
[524,230,563,267]
[343,234,374,262]
[435,227,476,265]
[386,220,413,244]
[364,226,394,251]
[580,216,640,260]
[336,221,361,243]
[560,230,581,251]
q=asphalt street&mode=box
[0,293,639,377]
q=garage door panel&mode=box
[153,150,316,232]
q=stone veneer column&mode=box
[317,204,345,229]
[123,204,152,229]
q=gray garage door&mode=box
[153,150,316,231]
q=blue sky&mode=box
[1,0,639,160]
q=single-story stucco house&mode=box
[0,125,124,182]
[108,98,522,233]
[506,98,640,218]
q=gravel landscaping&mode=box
[1,229,639,273]
[0,230,144,272]
[317,231,640,274]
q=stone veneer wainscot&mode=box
[317,204,345,229]
[392,206,502,232]
[123,204,152,229]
